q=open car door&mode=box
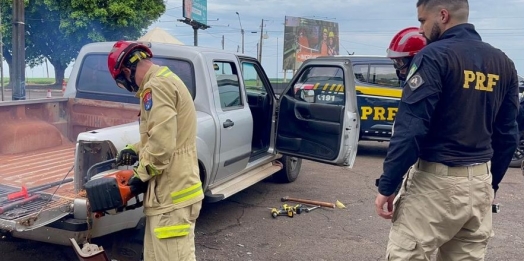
[275,58,360,167]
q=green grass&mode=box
[0,78,68,85]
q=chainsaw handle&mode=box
[85,159,117,182]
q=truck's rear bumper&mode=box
[1,214,89,246]
[9,223,90,246]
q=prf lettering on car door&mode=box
[463,70,499,92]
[360,106,398,121]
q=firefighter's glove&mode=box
[116,144,138,166]
[133,162,160,182]
[128,174,148,196]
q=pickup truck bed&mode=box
[0,144,76,189]
[0,144,77,223]
[0,98,139,230]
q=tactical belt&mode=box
[417,159,490,177]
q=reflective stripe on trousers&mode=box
[154,223,191,239]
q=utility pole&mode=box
[257,19,264,63]
[276,37,279,83]
[178,19,210,47]
[235,12,244,54]
[241,28,244,53]
[222,35,224,50]
[0,3,4,101]
[193,26,198,46]
[12,0,25,100]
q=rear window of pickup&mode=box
[76,54,196,103]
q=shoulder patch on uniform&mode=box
[142,88,153,111]
[408,74,424,90]
[405,63,418,81]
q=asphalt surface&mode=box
[0,88,63,101]
[1,141,523,260]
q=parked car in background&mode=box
[294,55,402,142]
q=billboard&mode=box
[183,0,208,26]
[282,16,339,71]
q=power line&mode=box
[300,16,524,22]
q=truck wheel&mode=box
[105,218,145,261]
[272,156,302,183]
[110,239,143,261]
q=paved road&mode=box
[0,88,63,101]
[1,141,523,260]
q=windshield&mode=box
[76,54,196,99]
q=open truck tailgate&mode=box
[0,143,79,232]
[0,98,139,234]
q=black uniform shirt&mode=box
[378,23,519,196]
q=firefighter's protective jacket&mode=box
[133,64,203,216]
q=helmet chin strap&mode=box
[128,65,140,93]
[396,70,406,82]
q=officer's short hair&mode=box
[416,0,468,11]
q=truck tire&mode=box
[103,217,145,261]
[272,156,302,183]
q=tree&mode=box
[3,0,165,87]
[1,2,14,86]
[1,1,45,87]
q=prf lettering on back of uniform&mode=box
[361,106,398,121]
[463,70,500,92]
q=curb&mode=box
[2,88,63,92]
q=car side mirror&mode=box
[301,90,315,103]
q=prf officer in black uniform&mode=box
[374,0,519,260]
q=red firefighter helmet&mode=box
[108,40,153,79]
[107,41,153,92]
[386,27,426,72]
[386,27,426,59]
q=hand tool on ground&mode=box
[0,194,41,215]
[0,178,74,204]
[335,200,346,209]
[270,204,298,218]
[281,204,296,216]
[304,205,321,213]
[84,159,143,218]
[281,196,335,209]
[296,205,321,213]
[492,203,500,213]
[270,207,294,218]
[286,204,302,214]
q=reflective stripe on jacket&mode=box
[134,64,203,216]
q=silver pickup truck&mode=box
[0,41,360,260]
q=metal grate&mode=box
[0,193,59,220]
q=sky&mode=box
[8,0,524,80]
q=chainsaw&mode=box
[83,159,143,218]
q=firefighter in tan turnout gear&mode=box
[107,40,203,261]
